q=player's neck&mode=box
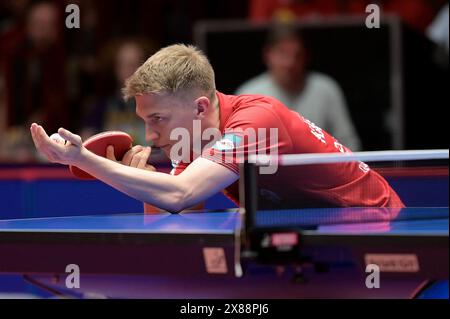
[210,94,221,130]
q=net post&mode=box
[239,161,258,249]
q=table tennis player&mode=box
[30,44,404,213]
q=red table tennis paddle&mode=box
[69,131,133,180]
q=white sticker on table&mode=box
[203,247,228,274]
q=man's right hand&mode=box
[106,145,156,172]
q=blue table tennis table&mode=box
[0,207,448,298]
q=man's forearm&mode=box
[76,149,187,212]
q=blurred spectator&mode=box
[426,3,449,53]
[249,0,339,23]
[1,1,69,162]
[383,0,435,33]
[0,1,31,162]
[248,0,372,23]
[0,0,30,47]
[235,25,362,151]
[63,0,99,130]
[248,0,446,35]
[81,38,156,146]
[3,1,69,132]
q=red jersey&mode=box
[171,92,404,208]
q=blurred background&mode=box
[0,0,448,163]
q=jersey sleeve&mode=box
[201,104,291,174]
[170,159,189,176]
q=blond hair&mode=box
[122,44,216,101]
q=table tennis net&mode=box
[240,149,448,227]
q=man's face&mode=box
[27,3,60,50]
[265,37,306,91]
[135,94,199,158]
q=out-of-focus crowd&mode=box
[0,0,447,162]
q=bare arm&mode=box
[78,150,237,212]
[30,124,238,213]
